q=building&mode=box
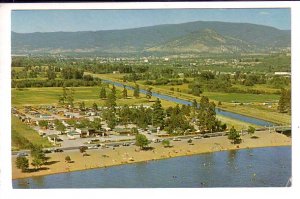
[67,131,81,139]
[75,128,89,138]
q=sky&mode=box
[11,8,291,33]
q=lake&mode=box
[13,146,291,188]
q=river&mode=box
[13,146,291,188]
[101,79,276,127]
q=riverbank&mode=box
[12,131,291,180]
[86,73,290,125]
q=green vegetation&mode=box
[31,145,49,169]
[162,139,171,148]
[248,126,256,137]
[65,156,72,163]
[12,116,51,151]
[278,88,291,114]
[135,134,150,149]
[228,126,242,144]
[16,156,29,172]
[197,96,226,133]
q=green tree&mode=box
[152,98,164,128]
[30,145,48,169]
[100,87,107,99]
[31,158,43,169]
[135,134,149,149]
[278,88,291,114]
[248,126,256,137]
[146,87,152,99]
[228,126,241,144]
[79,146,88,153]
[105,109,117,129]
[106,87,117,110]
[120,105,131,127]
[136,105,150,129]
[65,155,71,163]
[56,122,66,134]
[92,102,98,111]
[133,84,140,98]
[90,118,102,130]
[192,99,198,109]
[131,127,139,135]
[162,139,171,148]
[16,156,29,172]
[197,96,220,133]
[122,86,128,99]
[46,66,56,80]
[79,101,86,111]
[38,120,48,128]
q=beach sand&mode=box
[12,131,291,180]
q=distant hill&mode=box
[12,21,290,55]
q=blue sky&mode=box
[12,8,291,33]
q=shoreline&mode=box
[12,131,291,180]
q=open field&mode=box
[12,116,52,150]
[219,104,291,125]
[12,130,291,179]
[216,115,260,130]
[12,87,177,108]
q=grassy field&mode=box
[12,116,52,151]
[12,86,177,108]
[203,92,279,103]
[216,115,259,131]
[219,104,291,125]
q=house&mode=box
[75,128,89,138]
[47,134,61,143]
[40,114,53,119]
[114,128,131,135]
[67,131,81,139]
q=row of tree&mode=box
[16,145,49,172]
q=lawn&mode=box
[203,92,279,103]
[12,116,52,150]
[216,115,260,131]
[12,86,178,108]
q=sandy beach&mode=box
[12,131,291,180]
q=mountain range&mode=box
[11,20,291,56]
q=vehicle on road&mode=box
[173,138,181,141]
[54,149,64,153]
[43,149,53,154]
[17,152,28,157]
[193,136,202,139]
[88,145,98,149]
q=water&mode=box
[13,146,291,188]
[102,79,275,127]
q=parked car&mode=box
[54,149,64,153]
[43,149,52,154]
[122,143,130,146]
[193,136,202,139]
[88,145,98,149]
[173,138,181,141]
[113,144,120,147]
[17,152,28,157]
